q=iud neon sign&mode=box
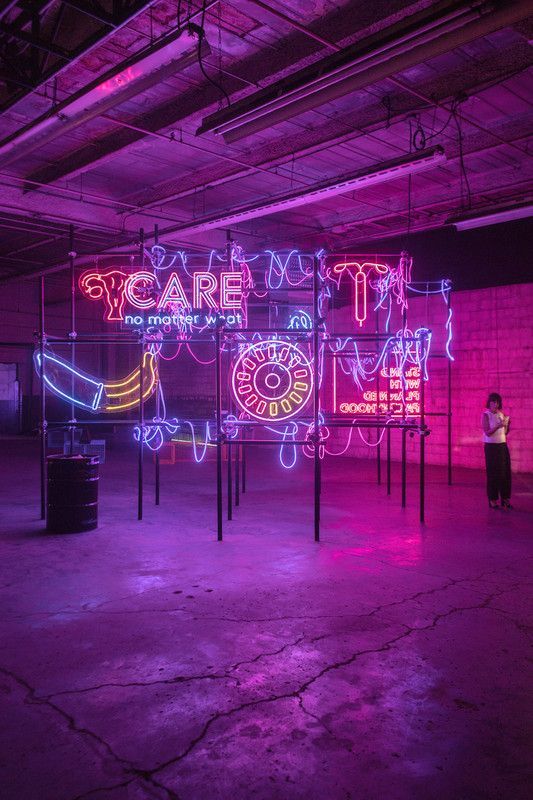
[79,269,244,322]
[336,365,420,416]
[331,262,389,326]
[232,339,313,422]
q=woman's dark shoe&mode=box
[489,501,499,509]
[501,500,512,509]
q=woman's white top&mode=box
[482,410,507,444]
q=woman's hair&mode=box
[486,392,502,409]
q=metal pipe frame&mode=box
[33,239,452,539]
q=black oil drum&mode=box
[47,455,99,533]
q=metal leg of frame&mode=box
[420,431,425,523]
[138,338,144,521]
[314,442,320,542]
[235,440,240,507]
[154,222,160,506]
[39,276,46,520]
[69,224,76,456]
[401,429,407,508]
[447,358,452,486]
[313,254,321,542]
[242,429,246,494]
[215,324,223,541]
[386,427,391,496]
[420,333,426,523]
[155,451,160,505]
[227,440,232,520]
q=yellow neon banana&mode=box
[102,352,158,411]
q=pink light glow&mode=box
[331,261,389,326]
[80,269,245,320]
[79,270,128,322]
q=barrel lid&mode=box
[47,454,99,464]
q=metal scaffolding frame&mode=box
[28,229,453,540]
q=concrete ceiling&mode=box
[0,0,531,279]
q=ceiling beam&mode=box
[0,0,158,114]
[18,0,422,187]
[117,42,532,211]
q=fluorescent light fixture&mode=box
[0,24,209,169]
[448,203,533,230]
[198,0,530,143]
[168,147,446,237]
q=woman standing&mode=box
[482,392,511,509]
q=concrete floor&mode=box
[1,438,532,800]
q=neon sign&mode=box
[35,349,158,412]
[336,363,421,416]
[79,269,244,321]
[231,339,313,422]
[331,262,389,326]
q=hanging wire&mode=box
[452,103,472,209]
[197,0,231,108]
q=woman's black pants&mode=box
[484,443,511,502]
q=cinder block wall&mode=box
[328,283,532,474]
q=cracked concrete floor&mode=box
[1,439,532,800]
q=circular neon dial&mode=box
[231,339,313,421]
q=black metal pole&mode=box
[226,230,233,521]
[227,337,233,522]
[420,335,426,524]
[447,287,453,486]
[401,428,407,508]
[69,224,76,455]
[39,276,46,520]
[401,304,407,508]
[383,344,392,495]
[375,304,381,485]
[235,438,240,507]
[154,223,160,506]
[242,426,246,494]
[313,255,320,542]
[137,228,145,521]
[215,322,223,541]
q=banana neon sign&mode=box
[34,350,158,412]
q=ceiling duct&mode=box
[0,23,209,169]
[198,0,531,143]
[164,147,446,237]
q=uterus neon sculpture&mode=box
[330,261,389,327]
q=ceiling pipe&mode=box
[198,0,531,143]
